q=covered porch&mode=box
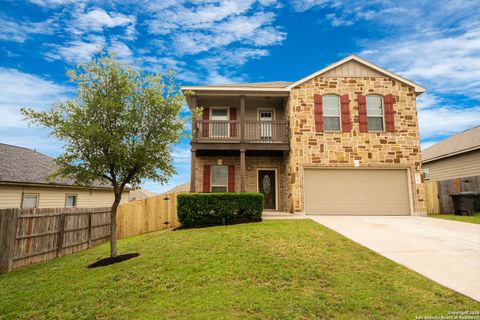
[190,150,289,211]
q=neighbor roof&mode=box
[163,182,190,194]
[181,55,426,94]
[422,126,480,163]
[129,188,157,201]
[0,143,113,189]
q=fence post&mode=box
[87,210,92,248]
[56,211,66,258]
[0,209,19,273]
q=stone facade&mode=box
[284,76,425,215]
[193,156,287,211]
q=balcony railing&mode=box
[193,120,289,144]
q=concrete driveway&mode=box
[309,216,480,302]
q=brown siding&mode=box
[0,185,128,209]
[423,150,480,181]
[321,60,386,77]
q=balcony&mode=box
[192,120,290,151]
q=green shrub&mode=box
[177,192,263,227]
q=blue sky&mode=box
[1,0,480,193]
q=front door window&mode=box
[258,170,276,209]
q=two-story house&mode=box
[182,55,427,215]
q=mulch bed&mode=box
[88,253,140,268]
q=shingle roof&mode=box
[0,143,113,189]
[129,188,157,201]
[422,125,480,163]
[163,182,190,194]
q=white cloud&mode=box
[418,106,480,141]
[70,8,136,36]
[108,39,134,63]
[45,35,105,64]
[29,0,82,6]
[0,67,71,156]
[0,18,55,43]
[146,1,285,56]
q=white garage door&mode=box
[304,169,411,215]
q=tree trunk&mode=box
[110,193,122,258]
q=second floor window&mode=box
[211,165,228,192]
[366,95,384,131]
[322,95,341,131]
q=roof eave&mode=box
[422,145,480,163]
[181,86,291,92]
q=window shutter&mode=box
[384,94,395,132]
[357,94,368,132]
[314,94,323,132]
[230,108,237,137]
[228,165,235,192]
[202,107,209,137]
[340,94,351,132]
[203,165,211,192]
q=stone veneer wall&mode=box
[285,76,426,215]
[194,156,286,211]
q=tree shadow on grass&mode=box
[88,253,140,268]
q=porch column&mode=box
[240,95,245,143]
[240,149,246,192]
[190,149,196,192]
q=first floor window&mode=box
[22,193,38,208]
[65,194,77,208]
[211,165,228,192]
[366,95,384,131]
[322,95,341,131]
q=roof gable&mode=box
[286,55,426,94]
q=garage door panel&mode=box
[304,169,410,215]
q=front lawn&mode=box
[429,212,480,224]
[0,220,478,319]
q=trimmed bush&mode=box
[177,192,263,227]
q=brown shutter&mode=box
[358,94,368,132]
[384,94,395,132]
[314,94,323,132]
[230,108,237,137]
[228,165,235,192]
[203,165,211,192]
[340,94,351,132]
[202,107,209,137]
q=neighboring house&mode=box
[0,143,129,209]
[163,182,189,194]
[129,188,157,201]
[422,125,480,181]
[182,55,426,215]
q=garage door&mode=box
[304,169,410,215]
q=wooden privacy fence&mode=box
[423,175,480,214]
[423,180,440,215]
[0,192,181,273]
[116,192,180,239]
[0,207,110,273]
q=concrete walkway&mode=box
[309,216,480,302]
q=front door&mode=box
[258,170,276,209]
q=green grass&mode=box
[0,220,478,319]
[429,212,480,224]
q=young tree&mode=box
[21,54,187,258]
